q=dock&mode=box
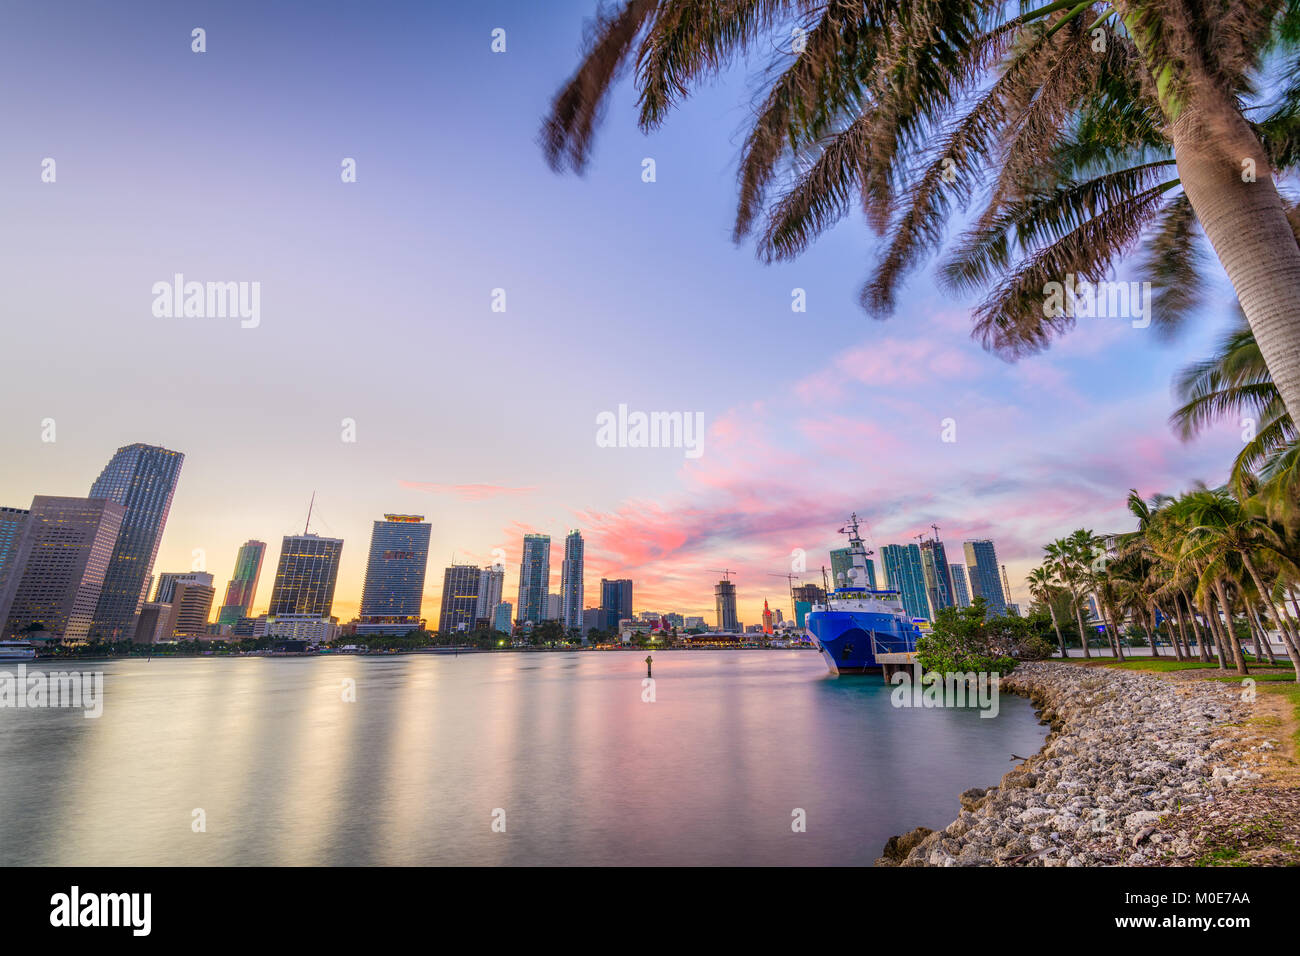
[875,651,918,682]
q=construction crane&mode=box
[709,569,738,581]
[768,571,800,618]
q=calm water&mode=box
[0,650,1044,865]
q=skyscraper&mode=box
[491,601,513,632]
[516,533,551,625]
[830,547,876,589]
[920,538,955,618]
[357,514,431,635]
[438,564,481,633]
[163,580,216,638]
[268,534,343,617]
[153,571,214,604]
[714,578,738,632]
[0,496,125,642]
[0,506,30,598]
[475,564,506,627]
[217,540,266,626]
[89,443,184,639]
[949,563,971,608]
[963,539,1007,616]
[560,530,584,631]
[599,578,633,630]
[880,543,930,621]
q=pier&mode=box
[875,650,918,682]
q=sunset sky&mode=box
[0,1,1245,627]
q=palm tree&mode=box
[545,2,1300,424]
[1027,565,1067,657]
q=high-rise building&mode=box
[761,599,774,634]
[963,540,1007,616]
[492,601,513,633]
[0,496,125,642]
[0,506,30,598]
[714,578,738,632]
[560,530,584,631]
[132,601,170,644]
[153,571,214,604]
[475,564,506,627]
[830,547,877,590]
[439,564,481,633]
[920,538,955,618]
[357,514,431,635]
[599,578,633,631]
[949,563,971,608]
[89,443,184,639]
[880,543,930,621]
[268,534,343,618]
[163,580,216,638]
[547,592,562,620]
[217,540,266,625]
[516,534,551,624]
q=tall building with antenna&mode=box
[713,571,738,632]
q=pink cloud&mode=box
[400,481,538,501]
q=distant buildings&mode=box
[919,538,956,618]
[357,514,430,635]
[761,599,774,634]
[714,578,738,632]
[438,564,480,633]
[0,496,125,642]
[268,533,343,619]
[560,530,584,631]
[963,539,1007,616]
[516,533,551,625]
[217,540,265,626]
[89,443,185,640]
[491,601,513,632]
[949,563,971,608]
[0,506,29,598]
[163,579,216,638]
[880,544,929,621]
[475,564,506,629]
[600,578,633,631]
[153,571,213,604]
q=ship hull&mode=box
[806,609,919,676]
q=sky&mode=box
[0,0,1247,627]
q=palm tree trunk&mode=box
[1170,101,1300,428]
[1184,589,1210,662]
[1212,579,1248,676]
[1247,605,1277,665]
[1046,602,1065,658]
[1202,594,1227,671]
[1240,551,1300,680]
[1073,598,1090,659]
[1161,602,1185,660]
[1166,599,1189,660]
[1105,604,1126,662]
[1147,606,1161,657]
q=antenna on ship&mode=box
[304,491,316,535]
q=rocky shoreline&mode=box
[876,661,1282,866]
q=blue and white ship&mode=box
[805,514,921,675]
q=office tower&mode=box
[475,563,506,627]
[919,538,955,617]
[438,564,481,633]
[133,602,170,644]
[217,540,266,625]
[560,530,584,630]
[153,571,214,604]
[268,534,344,617]
[962,540,1008,616]
[761,599,774,634]
[880,544,930,621]
[516,533,551,624]
[599,578,633,631]
[949,563,971,608]
[0,496,125,642]
[163,580,216,638]
[714,578,738,632]
[89,443,184,640]
[0,506,30,598]
[829,547,877,590]
[357,514,431,635]
[492,601,513,633]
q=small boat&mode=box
[0,640,37,661]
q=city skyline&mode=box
[0,1,1247,629]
